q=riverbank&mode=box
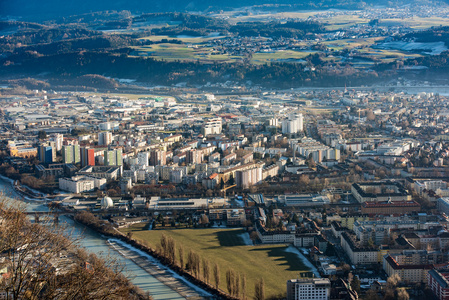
[0,174,49,203]
[74,212,234,300]
[0,177,188,299]
[108,239,209,299]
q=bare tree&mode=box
[178,245,184,269]
[194,252,200,278]
[226,269,235,296]
[254,278,265,300]
[298,174,310,189]
[213,263,220,289]
[234,273,240,297]
[241,273,247,300]
[385,274,401,300]
[160,233,168,258]
[202,258,210,284]
[396,288,409,300]
[187,250,200,277]
[0,197,146,300]
[167,236,176,265]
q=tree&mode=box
[254,278,265,300]
[213,263,220,289]
[351,275,361,294]
[229,174,235,185]
[250,231,259,244]
[178,245,184,269]
[0,197,145,300]
[200,214,209,226]
[38,130,47,139]
[298,174,310,189]
[226,269,235,296]
[160,233,168,258]
[396,288,409,300]
[167,236,176,265]
[241,274,247,300]
[202,258,210,284]
[365,289,381,300]
[385,274,401,300]
[234,273,240,297]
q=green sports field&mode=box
[120,225,312,299]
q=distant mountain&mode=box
[1,0,410,21]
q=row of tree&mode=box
[157,233,264,299]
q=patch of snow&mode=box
[284,245,320,278]
[238,232,253,246]
[211,223,227,228]
[115,78,136,84]
[377,41,447,55]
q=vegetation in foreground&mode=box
[120,224,311,299]
[0,198,149,300]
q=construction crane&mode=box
[222,184,236,198]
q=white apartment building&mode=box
[286,278,330,300]
[137,152,150,167]
[295,138,340,162]
[202,118,222,136]
[282,113,303,134]
[235,166,263,189]
[98,131,113,146]
[414,180,447,194]
[437,197,449,216]
[341,232,378,265]
[59,176,106,193]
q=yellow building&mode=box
[9,147,37,158]
[340,216,370,230]
[164,134,183,143]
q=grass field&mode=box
[139,35,226,43]
[379,17,449,29]
[251,50,311,64]
[120,225,311,299]
[131,43,240,62]
[324,15,370,31]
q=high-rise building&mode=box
[38,146,53,164]
[98,131,113,146]
[81,147,95,167]
[286,278,331,300]
[37,141,56,164]
[150,150,166,166]
[235,166,263,189]
[137,152,150,167]
[62,145,80,164]
[104,148,123,166]
[201,118,222,136]
[282,114,304,134]
[186,149,203,164]
[51,134,64,151]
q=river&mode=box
[0,178,186,300]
